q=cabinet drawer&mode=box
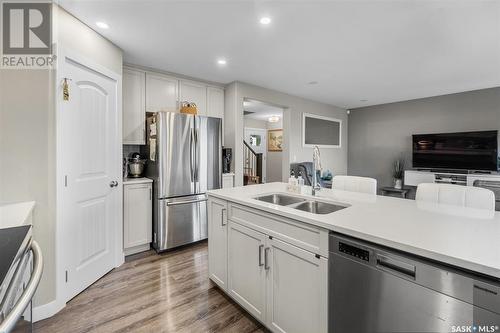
[228,203,328,257]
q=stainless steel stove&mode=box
[0,226,43,333]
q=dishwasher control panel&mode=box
[339,242,370,262]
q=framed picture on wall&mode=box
[302,113,341,148]
[268,129,283,152]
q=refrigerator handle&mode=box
[194,128,199,182]
[190,128,195,182]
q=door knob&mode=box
[110,180,119,187]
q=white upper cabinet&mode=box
[123,68,146,144]
[207,86,225,144]
[123,67,225,145]
[207,86,224,119]
[146,73,179,112]
[180,80,207,116]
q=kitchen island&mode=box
[207,182,500,333]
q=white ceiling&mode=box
[60,0,500,108]
[244,99,283,121]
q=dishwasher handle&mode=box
[376,254,416,279]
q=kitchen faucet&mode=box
[312,145,322,196]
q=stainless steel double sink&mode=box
[254,193,348,214]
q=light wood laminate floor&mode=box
[35,242,265,333]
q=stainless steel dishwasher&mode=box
[329,233,500,333]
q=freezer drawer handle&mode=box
[166,198,208,206]
[376,254,416,278]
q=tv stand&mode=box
[415,168,496,175]
[471,170,494,175]
[405,170,500,187]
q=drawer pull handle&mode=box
[264,247,270,270]
[258,245,264,266]
[221,208,227,226]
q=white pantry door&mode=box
[60,55,121,301]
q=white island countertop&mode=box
[0,201,35,229]
[208,182,500,279]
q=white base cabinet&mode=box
[208,197,328,333]
[208,197,228,290]
[228,222,267,321]
[266,237,328,333]
[222,173,235,188]
[123,181,152,256]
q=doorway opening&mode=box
[243,99,284,185]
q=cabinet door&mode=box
[207,86,224,145]
[266,238,328,333]
[180,80,207,116]
[207,86,224,118]
[123,184,153,249]
[145,73,178,112]
[208,198,228,290]
[222,175,234,188]
[123,68,146,144]
[228,221,267,322]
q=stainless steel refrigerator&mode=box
[145,112,222,252]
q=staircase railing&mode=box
[243,140,263,185]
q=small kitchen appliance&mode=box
[127,153,146,178]
[222,147,232,174]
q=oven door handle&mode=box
[0,241,43,333]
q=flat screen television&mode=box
[412,130,499,171]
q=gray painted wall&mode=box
[266,120,283,183]
[348,87,500,193]
[0,69,55,306]
[244,118,267,129]
[226,81,348,186]
[0,5,122,310]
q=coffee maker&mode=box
[222,147,232,173]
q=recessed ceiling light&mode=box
[217,59,227,65]
[268,115,280,123]
[260,17,271,25]
[96,21,109,29]
[308,81,318,85]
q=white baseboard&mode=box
[124,244,150,256]
[32,299,65,322]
